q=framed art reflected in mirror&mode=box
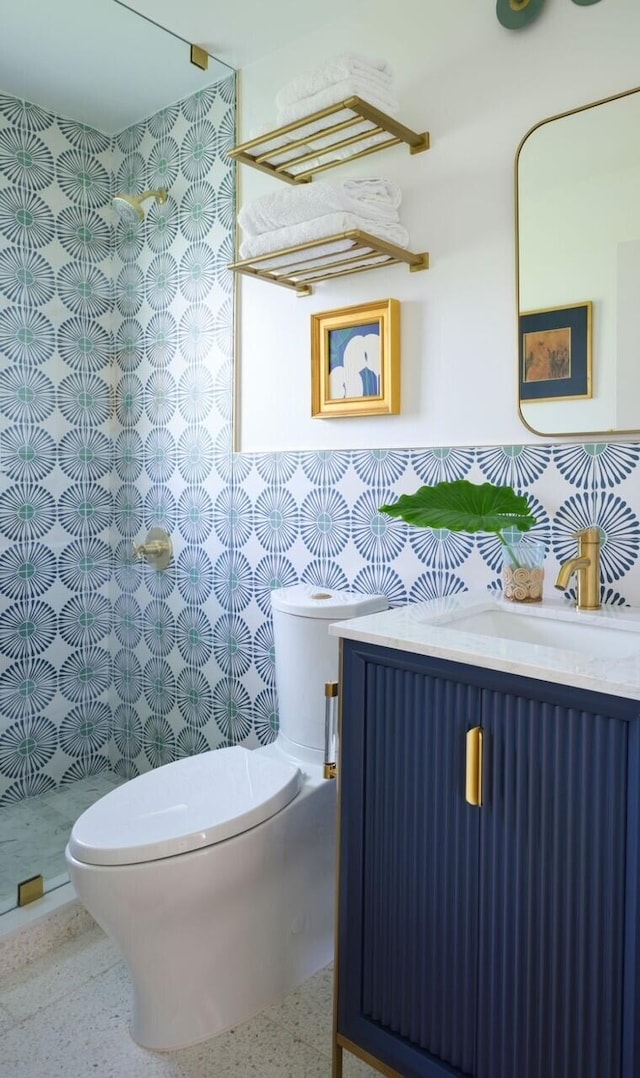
[519,301,592,404]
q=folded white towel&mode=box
[277,78,399,129]
[286,129,395,175]
[238,179,402,237]
[276,54,394,110]
[239,212,409,260]
[243,125,308,169]
[242,238,392,276]
[275,81,399,173]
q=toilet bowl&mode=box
[65,584,387,1051]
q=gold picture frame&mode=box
[311,299,400,418]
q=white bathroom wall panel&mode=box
[237,0,640,451]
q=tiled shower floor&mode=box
[0,773,122,914]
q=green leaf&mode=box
[379,480,536,538]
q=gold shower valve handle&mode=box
[132,528,172,570]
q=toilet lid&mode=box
[68,746,302,867]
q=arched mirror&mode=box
[516,86,640,437]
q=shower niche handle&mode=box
[132,527,173,570]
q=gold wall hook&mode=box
[132,527,172,570]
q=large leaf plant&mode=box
[379,480,537,567]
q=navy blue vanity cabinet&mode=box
[335,638,640,1078]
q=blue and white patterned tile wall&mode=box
[110,80,236,779]
[0,93,116,804]
[1,72,640,807]
[0,77,237,804]
[231,442,640,724]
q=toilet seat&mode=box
[68,746,302,867]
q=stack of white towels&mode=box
[238,178,408,267]
[276,53,398,128]
[262,54,399,175]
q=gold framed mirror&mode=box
[516,85,640,437]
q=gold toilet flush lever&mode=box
[324,681,338,780]
[132,528,173,570]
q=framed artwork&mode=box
[311,299,400,418]
[519,301,592,402]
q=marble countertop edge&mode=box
[329,593,640,702]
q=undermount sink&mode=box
[436,604,640,661]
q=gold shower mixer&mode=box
[132,528,173,570]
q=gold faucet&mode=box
[554,526,601,610]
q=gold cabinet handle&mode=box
[465,726,483,807]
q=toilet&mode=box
[65,584,387,1051]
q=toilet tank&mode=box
[271,584,388,762]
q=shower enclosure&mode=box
[0,1,236,917]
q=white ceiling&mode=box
[0,0,352,133]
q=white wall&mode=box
[236,0,640,452]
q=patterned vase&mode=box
[502,540,545,602]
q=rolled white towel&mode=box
[238,179,402,237]
[277,78,399,128]
[239,212,409,260]
[276,54,395,110]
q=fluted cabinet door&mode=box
[336,640,640,1078]
[337,641,480,1078]
[476,690,628,1078]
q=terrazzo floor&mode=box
[0,924,379,1076]
[0,774,122,915]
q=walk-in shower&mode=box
[0,88,235,931]
[0,0,237,936]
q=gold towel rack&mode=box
[227,96,429,184]
[229,229,429,296]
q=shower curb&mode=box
[0,885,95,977]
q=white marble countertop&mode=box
[329,592,640,701]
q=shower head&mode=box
[112,188,168,223]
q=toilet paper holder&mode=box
[132,527,173,570]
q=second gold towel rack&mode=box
[229,229,429,296]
